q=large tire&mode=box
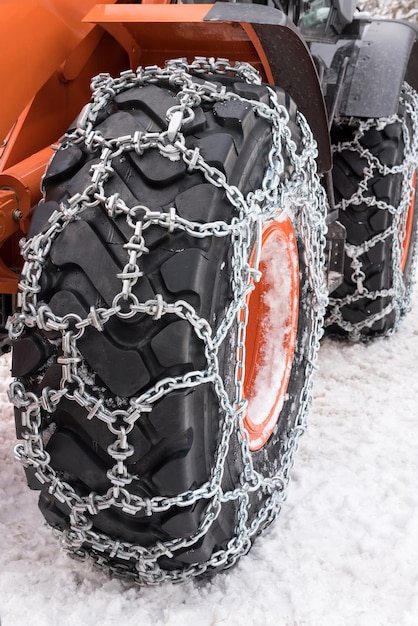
[326,83,418,341]
[9,59,327,583]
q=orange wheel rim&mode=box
[401,170,417,272]
[243,218,299,451]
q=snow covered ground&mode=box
[3,281,418,626]
[357,0,418,20]
[1,2,418,626]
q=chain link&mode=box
[8,58,327,584]
[326,83,418,340]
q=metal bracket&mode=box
[325,219,346,293]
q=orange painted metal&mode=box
[0,146,53,292]
[0,32,128,174]
[0,0,117,146]
[0,191,18,248]
[0,0,123,170]
[0,147,53,218]
[83,4,268,79]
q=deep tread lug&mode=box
[46,427,111,492]
[114,85,177,127]
[196,133,237,178]
[151,320,199,368]
[42,146,84,188]
[129,149,186,186]
[12,335,53,377]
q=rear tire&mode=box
[10,60,327,582]
[326,83,418,341]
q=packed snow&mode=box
[1,1,418,625]
[357,0,418,20]
[2,283,417,626]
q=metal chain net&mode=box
[7,58,327,584]
[326,83,418,341]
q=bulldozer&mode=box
[1,0,417,584]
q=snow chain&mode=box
[8,58,327,584]
[326,83,418,341]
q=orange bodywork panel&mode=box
[84,4,273,81]
[0,0,120,146]
[0,146,54,292]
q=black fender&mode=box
[405,28,418,94]
[206,3,331,172]
[311,18,418,119]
